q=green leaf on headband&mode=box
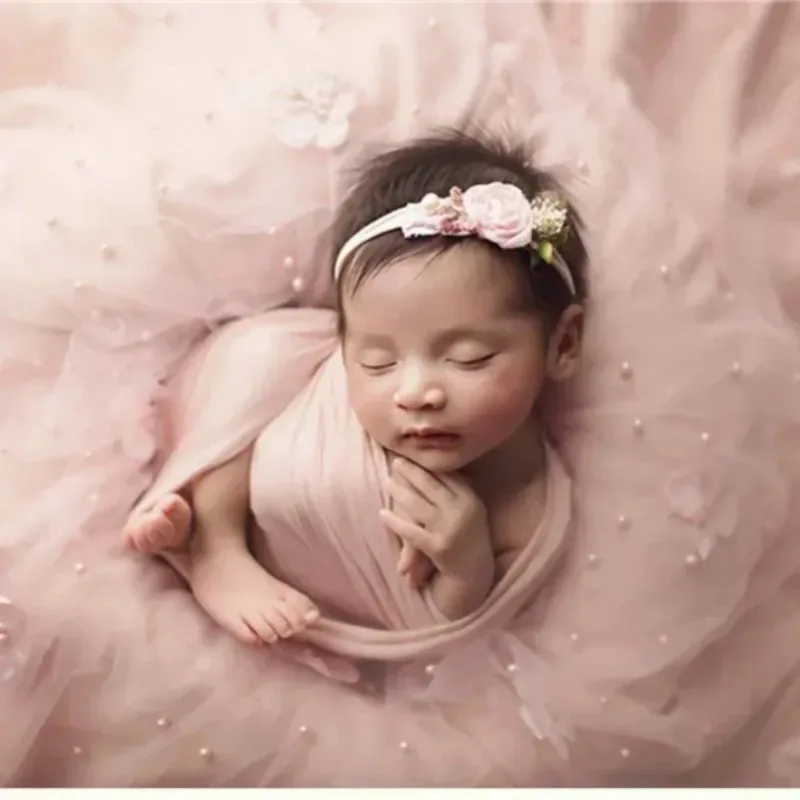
[538,240,554,263]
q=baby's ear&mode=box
[546,304,584,382]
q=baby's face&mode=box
[341,244,552,473]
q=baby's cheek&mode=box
[469,369,542,431]
[350,381,393,434]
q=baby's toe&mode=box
[294,594,320,624]
[231,618,261,645]
[261,607,293,639]
[239,612,275,644]
[125,514,157,551]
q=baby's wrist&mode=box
[448,536,493,580]
[447,547,494,592]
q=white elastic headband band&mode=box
[333,182,576,296]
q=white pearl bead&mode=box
[0,627,8,642]
[267,225,277,236]
[633,418,644,436]
[620,361,633,379]
[506,663,518,673]
[74,562,85,574]
[685,553,699,567]
[283,256,295,269]
[658,634,669,645]
[101,244,116,260]
[700,432,710,444]
[620,747,630,758]
[291,277,304,293]
[199,747,212,759]
[587,552,599,566]
[576,160,588,174]
[730,362,742,378]
[299,725,308,734]
[156,717,170,728]
[73,746,83,756]
[141,330,153,343]
[569,632,579,642]
[618,515,631,531]
[599,696,608,706]
[659,264,670,280]
[400,740,410,751]
[424,663,436,675]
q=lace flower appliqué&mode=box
[273,71,357,151]
[665,469,738,560]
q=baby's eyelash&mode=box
[451,354,496,367]
[360,362,396,373]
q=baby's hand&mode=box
[381,458,492,580]
[397,540,436,589]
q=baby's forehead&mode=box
[347,244,520,306]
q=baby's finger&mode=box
[407,551,435,589]
[386,477,435,525]
[397,542,417,574]
[379,508,430,553]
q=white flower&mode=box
[529,192,569,239]
[273,71,357,151]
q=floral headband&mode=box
[333,182,575,296]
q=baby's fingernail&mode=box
[305,610,320,623]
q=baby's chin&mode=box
[388,442,475,474]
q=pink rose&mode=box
[462,183,533,249]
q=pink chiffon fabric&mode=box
[1,1,800,787]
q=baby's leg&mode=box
[189,544,320,645]
[123,493,192,553]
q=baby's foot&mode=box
[190,544,320,645]
[124,493,192,554]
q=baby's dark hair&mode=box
[331,129,588,332]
